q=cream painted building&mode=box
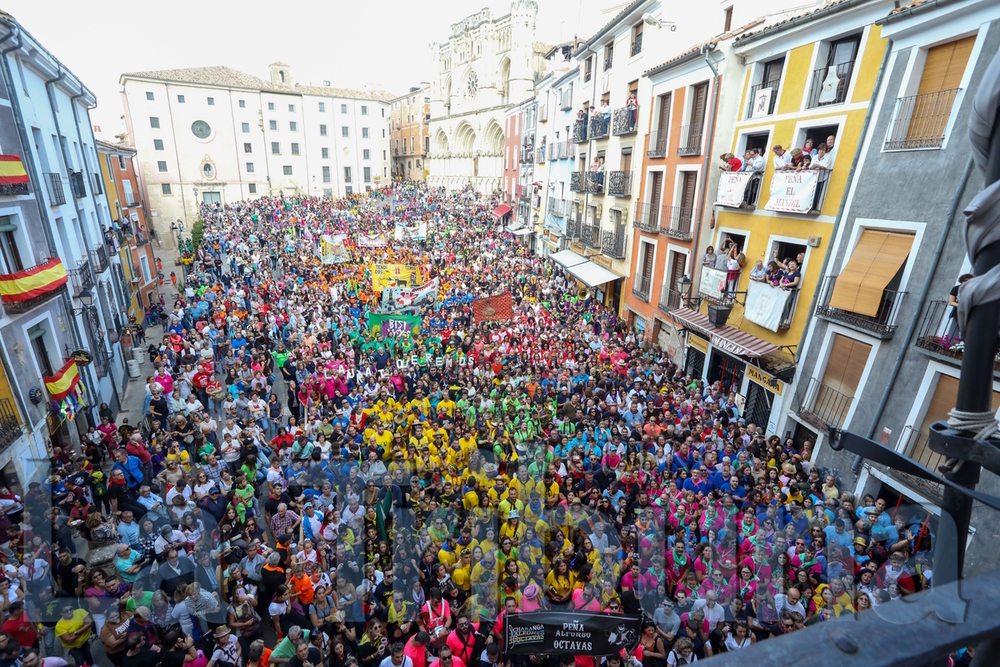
[121,63,393,225]
[427,2,550,193]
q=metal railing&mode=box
[559,91,573,110]
[677,124,703,156]
[899,425,948,485]
[584,67,592,83]
[799,376,854,430]
[659,205,694,240]
[745,80,780,118]
[632,275,651,301]
[607,171,633,197]
[45,173,65,206]
[0,262,66,313]
[581,223,601,249]
[589,115,609,140]
[74,258,94,291]
[659,286,683,314]
[553,141,572,160]
[92,173,103,196]
[69,172,86,199]
[630,33,642,57]
[815,275,906,339]
[92,244,110,273]
[884,88,960,150]
[612,106,638,135]
[547,198,566,217]
[586,172,606,195]
[914,300,968,363]
[519,187,531,202]
[633,201,660,232]
[807,59,855,108]
[779,288,799,329]
[601,229,626,259]
[536,146,546,163]
[647,129,668,158]
[0,399,21,454]
[521,150,534,164]
[573,121,588,143]
[570,171,585,192]
[604,55,613,71]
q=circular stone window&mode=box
[202,163,215,179]
[191,120,212,139]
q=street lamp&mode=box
[78,288,94,308]
[676,274,692,306]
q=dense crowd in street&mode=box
[18,182,952,667]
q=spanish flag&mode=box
[0,156,29,196]
[0,258,67,303]
[44,359,80,402]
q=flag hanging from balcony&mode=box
[0,156,29,196]
[473,292,513,322]
[43,359,81,402]
[0,258,67,303]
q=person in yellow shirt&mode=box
[367,423,393,452]
[437,395,456,417]
[409,391,431,418]
[545,559,575,605]
[498,488,525,520]
[55,604,93,665]
[471,550,501,586]
[508,466,536,501]
[451,549,473,592]
[437,535,459,571]
[499,511,527,546]
[538,472,562,507]
[486,479,510,508]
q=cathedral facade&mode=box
[427,2,547,194]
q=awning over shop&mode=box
[670,307,778,359]
[551,249,588,268]
[505,223,524,232]
[569,261,624,288]
[493,204,512,218]
[513,227,532,236]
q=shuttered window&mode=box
[814,334,871,427]
[829,230,914,317]
[918,36,975,95]
[909,375,1000,469]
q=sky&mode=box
[6,0,617,137]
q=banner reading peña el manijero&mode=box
[504,611,641,656]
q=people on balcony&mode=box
[589,156,604,188]
[702,245,716,269]
[772,145,792,170]
[810,143,834,214]
[724,242,743,296]
[749,260,767,282]
[719,153,743,172]
[626,92,638,128]
[575,108,588,140]
[599,100,611,135]
[740,148,765,209]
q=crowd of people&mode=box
[17,181,952,667]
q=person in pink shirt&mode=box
[153,368,174,395]
[520,584,542,612]
[571,584,602,612]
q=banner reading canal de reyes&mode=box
[370,263,422,291]
[715,171,755,208]
[765,170,819,214]
[745,279,793,332]
[368,313,421,338]
[504,611,641,656]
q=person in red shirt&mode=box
[2,600,37,648]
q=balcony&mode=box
[0,399,21,454]
[521,149,534,164]
[68,258,95,297]
[633,201,659,233]
[647,130,668,158]
[658,286,683,314]
[581,223,601,249]
[536,146,546,163]
[677,125,703,156]
[612,106,638,136]
[799,377,853,430]
[573,121,588,144]
[604,55,613,71]
[92,244,110,273]
[92,173,103,196]
[815,275,906,339]
[745,81,780,118]
[601,229,626,260]
[884,89,960,151]
[69,172,87,199]
[807,59,855,108]
[607,171,633,198]
[659,205,694,240]
[547,198,566,217]
[44,173,66,206]
[631,33,642,57]
[632,275,651,302]
[0,259,68,314]
[586,172,605,195]
[559,92,573,111]
[519,187,531,202]
[589,115,609,140]
[570,171,585,192]
[913,300,1000,376]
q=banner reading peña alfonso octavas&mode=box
[504,611,641,656]
[368,313,421,339]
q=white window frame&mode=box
[633,236,659,291]
[743,53,789,120]
[660,243,691,304]
[800,25,871,113]
[671,164,702,209]
[713,225,752,258]
[805,323,882,432]
[837,217,925,299]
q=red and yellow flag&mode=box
[0,156,29,196]
[44,359,80,402]
[0,258,68,303]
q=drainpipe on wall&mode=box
[692,44,720,292]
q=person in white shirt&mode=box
[691,591,725,633]
[774,589,806,619]
[772,145,792,170]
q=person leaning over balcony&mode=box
[725,245,743,296]
[809,143,834,214]
[749,260,767,282]
[741,149,765,208]
[627,92,638,127]
[600,100,611,134]
[772,144,792,170]
[947,273,973,336]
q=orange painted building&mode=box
[390,84,431,182]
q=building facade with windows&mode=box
[780,0,1000,573]
[538,67,579,257]
[0,12,128,484]
[390,84,430,182]
[427,2,548,193]
[666,0,895,436]
[121,63,393,224]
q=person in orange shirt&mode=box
[290,563,315,606]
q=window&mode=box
[150,117,160,129]
[157,161,168,172]
[885,36,975,150]
[323,166,331,183]
[362,127,369,139]
[341,104,348,113]
[585,56,593,82]
[383,150,387,160]
[291,143,300,155]
[807,334,872,427]
[724,5,733,32]
[346,186,353,195]
[631,22,643,57]
[202,163,214,179]
[604,43,614,71]
[271,142,280,154]
[322,147,329,159]
[364,167,371,183]
[363,149,370,160]
[342,126,349,138]
[28,324,55,378]
[161,183,172,195]
[808,34,861,108]
[679,82,709,155]
[824,230,914,329]
[747,57,784,119]
[207,97,214,106]
[269,120,278,131]
[244,143,252,153]
[239,99,246,108]
[177,94,185,103]
[344,167,352,183]
[242,122,250,133]
[140,255,151,284]
[290,121,297,132]
[288,104,295,112]
[320,124,327,136]
[319,102,326,112]
[268,102,275,111]
[146,91,154,101]
[283,165,293,175]
[248,183,257,193]
[153,139,164,151]
[0,218,22,272]
[362,105,368,115]
[246,162,254,173]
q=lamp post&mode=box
[676,274,692,308]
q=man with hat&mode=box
[207,626,241,667]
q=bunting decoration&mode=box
[0,156,29,196]
[473,292,513,322]
[0,258,68,303]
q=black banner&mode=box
[504,611,641,656]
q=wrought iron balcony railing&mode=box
[678,124,703,156]
[586,172,605,195]
[0,399,22,454]
[659,205,694,240]
[815,275,906,339]
[601,229,626,259]
[547,198,566,217]
[607,171,633,197]
[633,201,660,232]
[570,171,585,193]
[658,286,683,314]
[630,33,642,57]
[632,276,651,302]
[806,59,855,108]
[745,80,780,118]
[612,106,638,135]
[799,377,854,430]
[884,88,960,151]
[581,223,601,249]
[647,130,667,158]
[92,244,110,273]
[572,121,588,144]
[589,115,609,140]
[45,173,66,206]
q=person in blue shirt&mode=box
[824,519,854,551]
[113,449,144,492]
[682,466,714,497]
[231,333,247,351]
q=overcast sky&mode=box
[6,0,615,137]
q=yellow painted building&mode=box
[669,0,895,435]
